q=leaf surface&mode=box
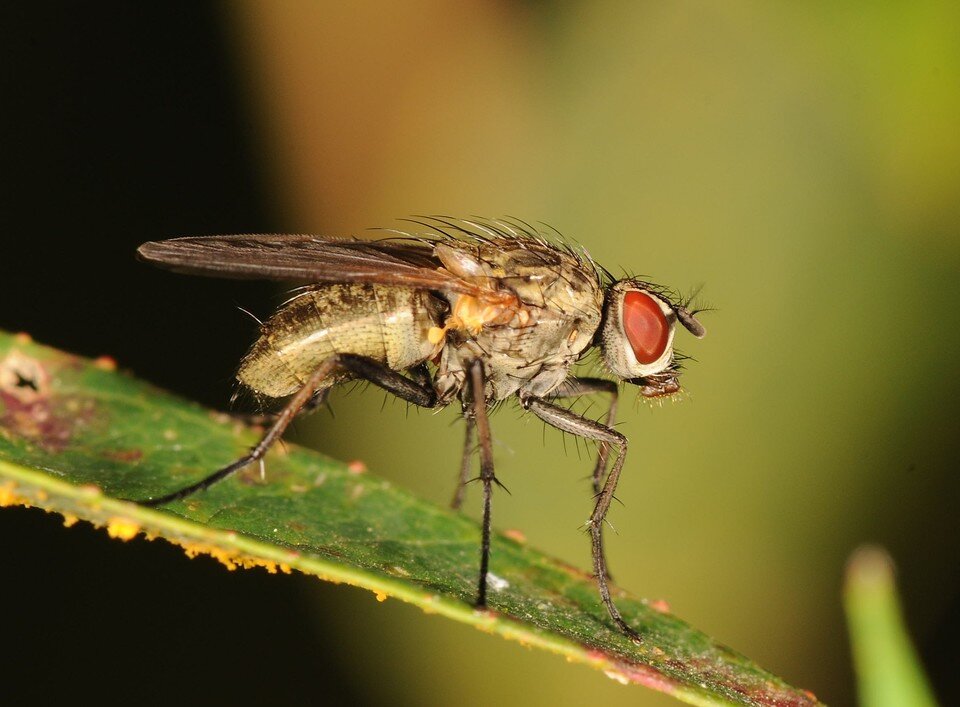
[0,331,820,706]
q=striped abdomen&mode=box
[238,283,445,398]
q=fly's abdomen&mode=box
[238,284,444,398]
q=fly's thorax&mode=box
[433,238,605,402]
[237,283,444,398]
[437,237,603,310]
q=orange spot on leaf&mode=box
[503,528,527,543]
[93,355,118,372]
[0,483,20,507]
[106,518,141,541]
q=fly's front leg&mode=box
[520,393,640,641]
[549,378,619,494]
[468,360,496,608]
[548,377,619,580]
[139,354,437,506]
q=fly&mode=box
[136,216,706,641]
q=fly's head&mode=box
[599,280,706,398]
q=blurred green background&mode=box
[2,2,958,705]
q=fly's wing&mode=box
[137,234,499,299]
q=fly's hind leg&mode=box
[229,389,329,427]
[520,392,640,641]
[139,354,437,506]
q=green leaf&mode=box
[844,546,939,707]
[0,330,819,707]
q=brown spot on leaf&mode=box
[103,448,144,463]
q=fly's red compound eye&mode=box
[622,291,671,365]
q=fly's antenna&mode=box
[677,284,709,338]
[680,283,711,315]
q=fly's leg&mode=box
[230,389,328,427]
[549,378,619,494]
[451,412,475,510]
[548,377,619,580]
[468,360,496,608]
[333,355,437,409]
[409,362,433,390]
[139,354,437,506]
[520,393,640,641]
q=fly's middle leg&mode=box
[468,360,496,608]
[139,354,437,506]
[451,412,475,510]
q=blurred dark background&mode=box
[0,4,361,704]
[2,3,958,706]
